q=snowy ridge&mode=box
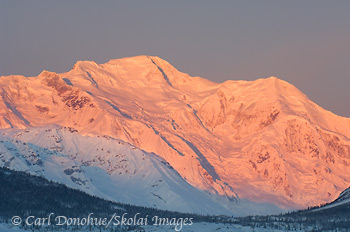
[0,126,282,216]
[1,55,350,213]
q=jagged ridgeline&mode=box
[1,55,350,215]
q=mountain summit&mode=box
[1,56,350,215]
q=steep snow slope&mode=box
[0,126,238,215]
[1,55,350,211]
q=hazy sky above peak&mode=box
[1,0,349,116]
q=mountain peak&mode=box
[267,76,278,80]
[252,75,305,100]
[1,56,350,214]
[106,55,166,65]
[87,55,188,89]
[258,76,290,87]
[38,70,58,77]
[39,70,72,94]
[105,55,175,75]
[72,60,98,70]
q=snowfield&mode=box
[0,126,282,216]
[1,55,350,216]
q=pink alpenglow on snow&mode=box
[0,55,349,216]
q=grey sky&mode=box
[1,0,349,116]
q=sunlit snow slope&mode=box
[1,55,350,214]
[0,126,242,215]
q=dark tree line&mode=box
[2,166,348,231]
[0,166,225,231]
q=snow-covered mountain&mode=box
[0,126,282,216]
[1,55,350,214]
[0,126,236,215]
